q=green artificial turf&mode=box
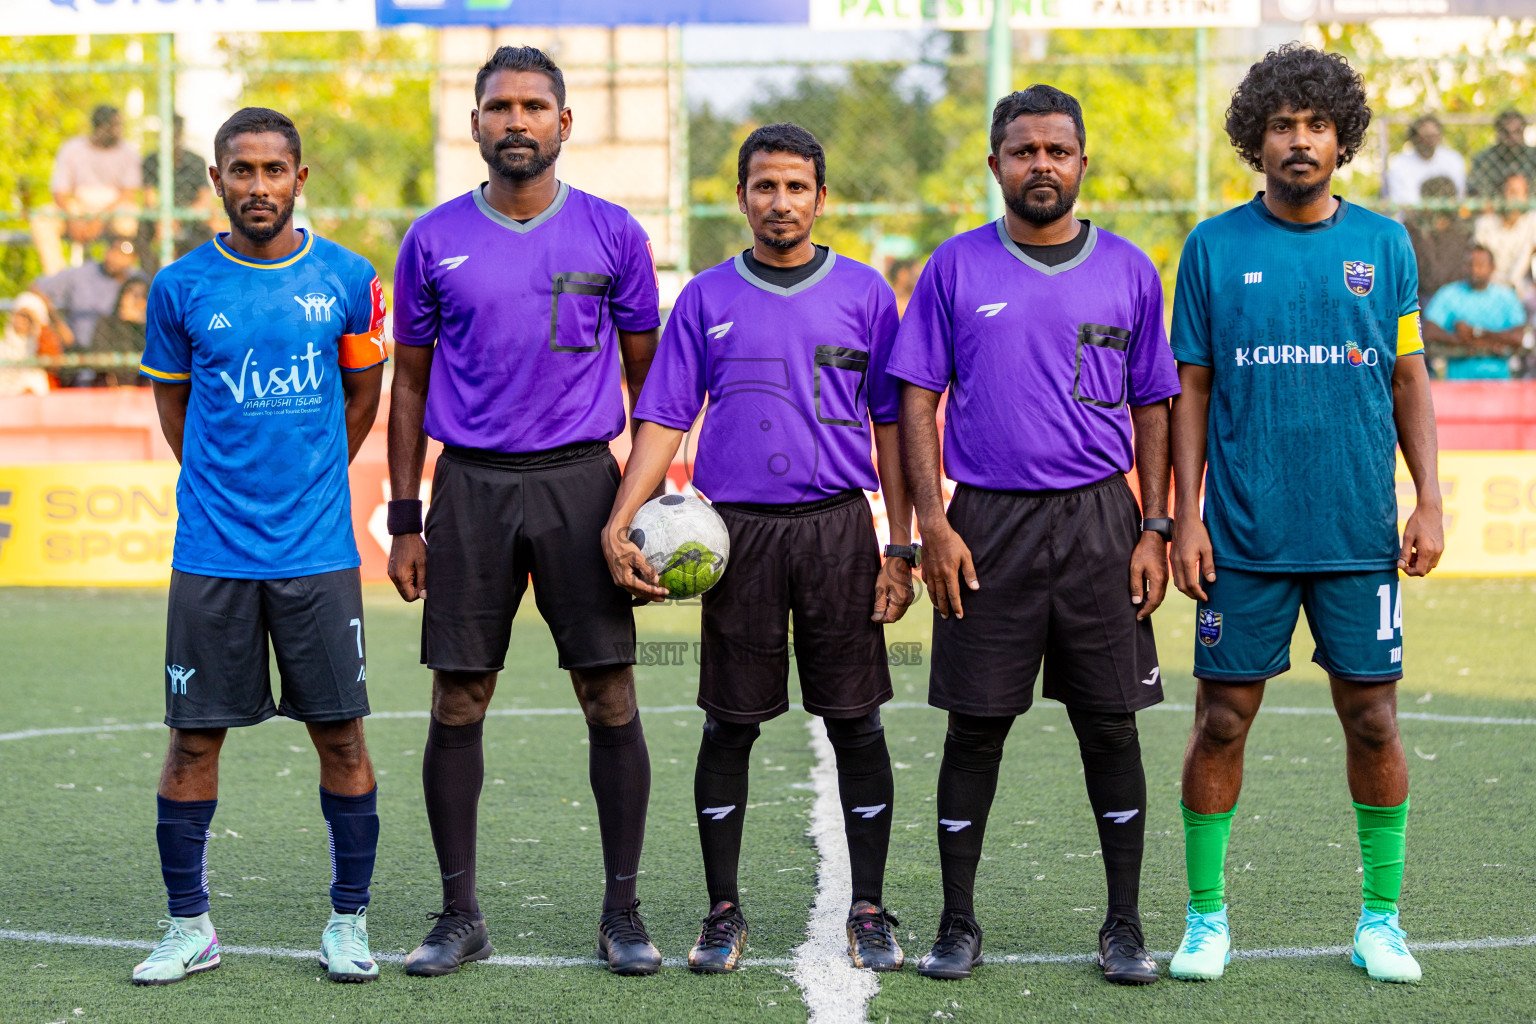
[1,576,1533,1023]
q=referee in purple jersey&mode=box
[386,46,664,977]
[889,86,1179,984]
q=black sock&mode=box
[423,717,483,917]
[588,713,651,912]
[319,786,379,914]
[156,794,216,918]
[825,712,894,907]
[935,712,1014,918]
[694,715,759,907]
[1067,707,1147,924]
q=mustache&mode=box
[497,134,541,154]
[1283,154,1320,168]
[1022,176,1061,193]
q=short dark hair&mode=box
[1408,114,1442,141]
[990,85,1086,155]
[1225,44,1370,171]
[476,46,566,108]
[1497,108,1525,127]
[214,107,302,167]
[91,105,119,129]
[1420,174,1458,199]
[1471,243,1494,261]
[737,122,826,191]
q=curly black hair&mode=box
[1224,43,1371,171]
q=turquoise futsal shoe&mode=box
[1352,906,1422,983]
[131,913,221,985]
[320,907,380,983]
[1168,903,1231,981]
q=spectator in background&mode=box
[91,277,151,386]
[138,114,217,275]
[1474,172,1536,308]
[1383,115,1466,203]
[29,235,144,386]
[0,293,54,396]
[29,105,143,277]
[1404,175,1473,306]
[1422,245,1527,380]
[1469,110,1536,199]
[887,257,920,316]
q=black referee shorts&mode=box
[929,475,1163,717]
[699,489,893,724]
[421,442,636,673]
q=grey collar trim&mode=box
[995,218,1098,276]
[732,248,839,296]
[472,181,569,234]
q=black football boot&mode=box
[403,905,493,977]
[598,900,662,976]
[688,900,749,974]
[1098,915,1159,985]
[916,911,983,980]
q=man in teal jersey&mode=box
[1167,45,1444,985]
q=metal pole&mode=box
[986,0,1012,221]
[156,33,175,269]
[1195,27,1210,222]
[670,23,690,276]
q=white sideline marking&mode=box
[792,716,880,1023]
[5,701,1532,745]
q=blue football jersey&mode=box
[1170,196,1423,572]
[140,231,387,579]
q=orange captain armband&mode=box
[340,275,388,371]
[1397,311,1424,357]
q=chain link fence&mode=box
[4,25,1536,385]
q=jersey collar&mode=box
[732,248,839,297]
[213,229,312,269]
[995,218,1097,276]
[473,181,569,234]
[1249,192,1350,233]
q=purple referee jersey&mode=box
[634,251,900,504]
[887,221,1179,491]
[392,182,661,452]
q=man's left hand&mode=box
[1129,532,1170,621]
[1399,503,1445,577]
[872,557,916,624]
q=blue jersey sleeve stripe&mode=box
[139,363,191,381]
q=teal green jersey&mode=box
[1170,195,1423,572]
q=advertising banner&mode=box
[1,0,377,37]
[811,0,1261,30]
[376,0,810,27]
[1398,452,1536,576]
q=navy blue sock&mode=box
[156,795,216,918]
[320,786,379,914]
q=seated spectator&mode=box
[1469,110,1536,199]
[29,236,144,387]
[138,114,217,275]
[1422,245,1527,379]
[887,257,920,317]
[0,293,54,396]
[1404,175,1473,306]
[92,277,151,386]
[1474,172,1536,306]
[1384,115,1466,203]
[30,105,143,277]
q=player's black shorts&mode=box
[929,474,1164,717]
[163,567,370,729]
[421,442,636,673]
[699,488,893,724]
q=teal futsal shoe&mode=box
[320,907,380,983]
[1168,903,1231,981]
[131,913,221,985]
[1352,906,1422,983]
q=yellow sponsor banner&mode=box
[0,462,179,586]
[1398,451,1536,575]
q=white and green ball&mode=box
[627,494,730,598]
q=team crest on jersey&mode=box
[1344,261,1375,296]
[1197,608,1222,647]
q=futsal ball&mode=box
[627,494,730,598]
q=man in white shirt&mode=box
[1473,172,1536,306]
[29,105,143,276]
[1384,116,1466,203]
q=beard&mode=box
[224,190,295,245]
[1003,174,1081,225]
[754,222,811,252]
[483,132,560,182]
[1267,172,1330,207]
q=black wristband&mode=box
[387,498,423,536]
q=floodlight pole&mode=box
[986,0,1012,222]
[156,33,175,270]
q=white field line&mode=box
[791,717,880,1024]
[4,927,1532,970]
[4,701,1532,745]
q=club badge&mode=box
[1197,608,1222,648]
[1344,261,1375,296]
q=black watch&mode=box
[1140,517,1173,542]
[884,543,922,568]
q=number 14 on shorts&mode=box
[1375,583,1402,663]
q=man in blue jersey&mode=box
[602,123,915,973]
[1167,45,1444,985]
[132,108,387,986]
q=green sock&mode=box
[1355,797,1409,914]
[1182,802,1235,914]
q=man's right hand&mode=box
[601,518,670,603]
[388,533,427,602]
[921,522,978,619]
[1170,518,1217,602]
